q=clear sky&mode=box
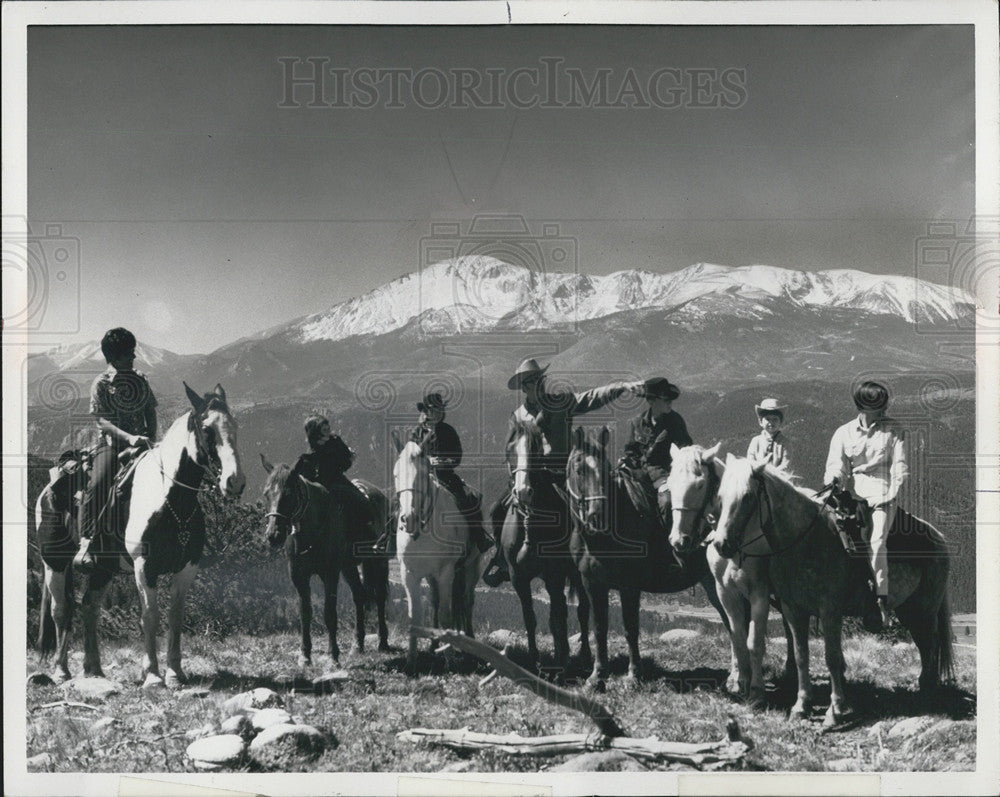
[27,24,974,354]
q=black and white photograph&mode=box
[4,2,998,795]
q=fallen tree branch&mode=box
[411,626,624,737]
[397,728,749,770]
[32,701,101,712]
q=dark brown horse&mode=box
[502,420,591,678]
[564,426,729,690]
[261,456,389,666]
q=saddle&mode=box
[615,460,663,529]
[93,446,147,539]
[829,490,939,558]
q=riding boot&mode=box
[482,549,509,587]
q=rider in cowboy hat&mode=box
[824,380,907,631]
[482,358,644,586]
[75,327,158,573]
[627,377,692,529]
[402,393,492,555]
[747,398,792,472]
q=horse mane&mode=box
[721,456,830,513]
[262,462,292,494]
[666,445,711,489]
[569,429,606,462]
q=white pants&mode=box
[869,501,897,597]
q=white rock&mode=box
[486,629,517,648]
[364,633,382,648]
[185,734,246,770]
[221,687,283,718]
[249,723,325,761]
[63,677,121,701]
[887,717,932,739]
[826,758,859,772]
[220,714,253,737]
[250,687,283,708]
[440,761,475,773]
[27,752,54,770]
[659,628,701,643]
[251,707,293,731]
[867,721,887,738]
[186,722,217,740]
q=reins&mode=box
[673,460,721,544]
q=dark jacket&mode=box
[292,435,354,492]
[411,421,462,472]
[629,409,692,486]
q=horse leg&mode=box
[895,601,937,693]
[747,588,771,708]
[718,580,752,698]
[132,559,163,687]
[323,571,341,664]
[342,564,367,654]
[428,580,440,629]
[511,567,539,668]
[293,570,313,668]
[436,565,456,632]
[572,573,592,666]
[43,566,73,682]
[543,572,570,679]
[820,609,852,727]
[164,563,197,688]
[401,564,422,674]
[620,587,642,686]
[79,569,112,678]
[783,605,812,720]
[586,580,610,691]
[778,607,797,687]
[374,563,391,652]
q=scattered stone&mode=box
[440,760,475,773]
[486,629,517,648]
[185,734,246,771]
[550,750,645,772]
[220,714,254,738]
[364,633,382,649]
[27,672,57,687]
[887,717,932,740]
[249,724,326,767]
[62,677,121,702]
[659,628,700,643]
[867,721,888,738]
[221,687,283,718]
[826,758,859,772]
[251,707,293,731]
[27,752,54,770]
[186,722,217,740]
[141,673,165,691]
[178,686,211,700]
[90,717,117,735]
[568,633,582,647]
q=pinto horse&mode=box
[709,455,954,727]
[666,443,795,705]
[392,431,487,672]
[260,457,390,666]
[37,384,245,687]
[503,420,591,677]
[563,426,729,690]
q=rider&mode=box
[627,377,692,529]
[824,381,908,631]
[406,393,492,555]
[481,358,644,586]
[747,398,792,473]
[75,327,158,572]
[291,415,377,552]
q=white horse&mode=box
[391,431,486,672]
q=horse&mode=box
[666,443,796,706]
[709,455,954,727]
[37,384,245,687]
[563,426,730,690]
[36,454,91,681]
[391,431,487,672]
[260,456,390,667]
[502,420,591,678]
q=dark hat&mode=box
[853,381,889,412]
[640,377,680,401]
[417,393,448,413]
[508,358,550,390]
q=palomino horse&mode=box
[392,431,487,671]
[666,443,795,705]
[563,426,729,690]
[503,420,591,677]
[38,384,245,687]
[260,457,390,666]
[710,455,954,727]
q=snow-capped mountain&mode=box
[285,258,974,345]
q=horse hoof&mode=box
[584,676,606,694]
[623,674,640,691]
[748,688,767,710]
[142,672,165,690]
[789,707,809,722]
[164,670,186,689]
[378,642,391,654]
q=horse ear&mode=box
[574,426,585,448]
[725,452,735,466]
[184,382,204,411]
[670,442,682,459]
[600,426,610,449]
[260,453,274,474]
[391,429,402,454]
[703,442,722,461]
[213,383,227,402]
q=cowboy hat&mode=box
[507,358,550,390]
[417,392,448,412]
[640,377,680,401]
[754,398,788,418]
[853,381,889,412]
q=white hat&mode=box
[754,398,788,418]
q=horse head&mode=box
[393,438,431,540]
[184,382,245,499]
[507,420,545,507]
[260,455,303,548]
[709,454,767,559]
[666,442,723,554]
[565,426,611,532]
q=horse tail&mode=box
[936,589,955,684]
[38,576,55,657]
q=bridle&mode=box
[265,474,309,526]
[564,452,609,532]
[396,455,435,535]
[672,460,721,545]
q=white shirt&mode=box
[824,414,908,505]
